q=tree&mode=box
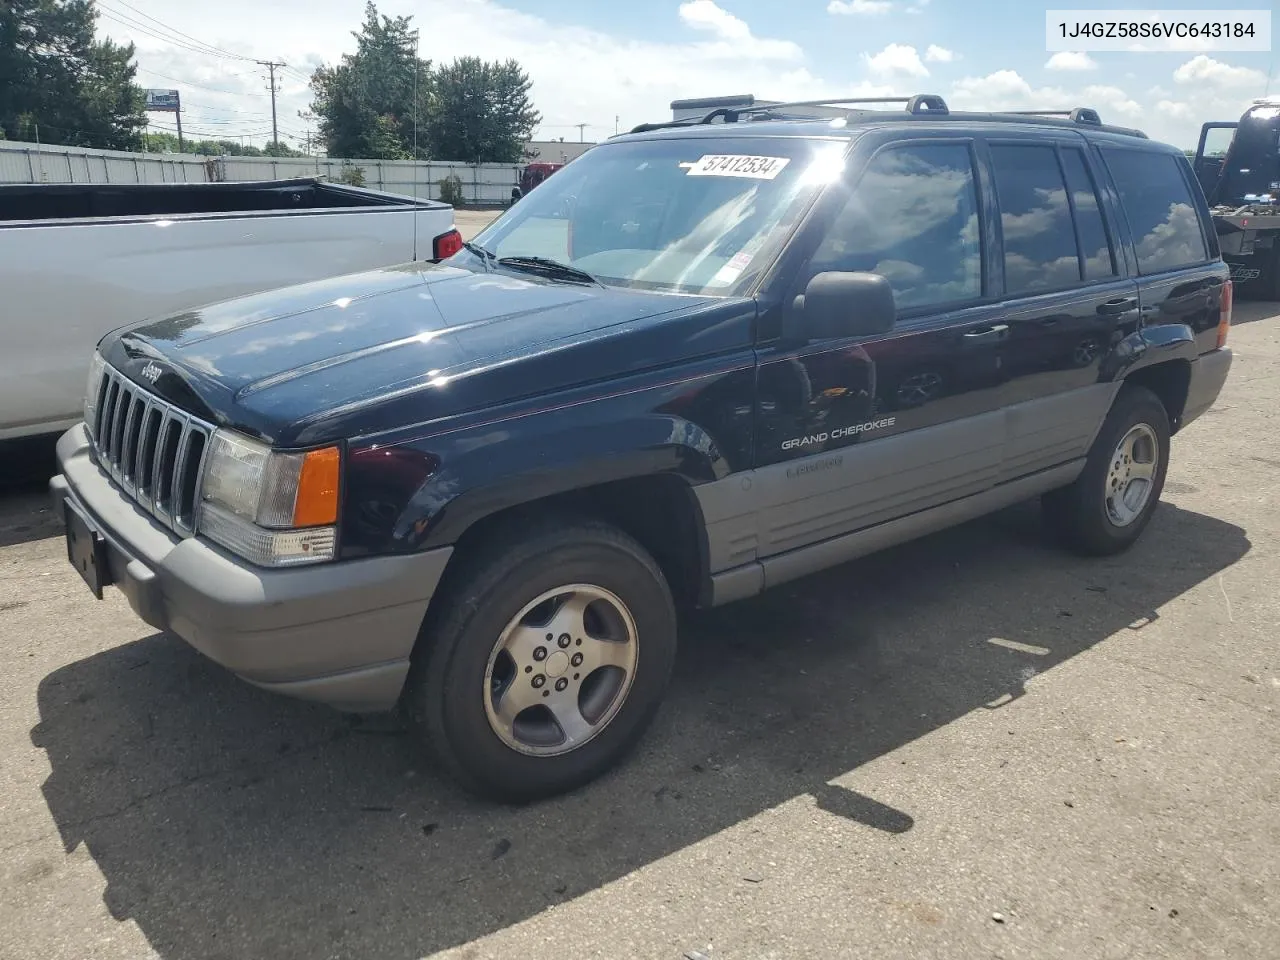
[306,3,541,163]
[307,1,427,160]
[141,132,304,157]
[261,140,305,157]
[425,57,540,164]
[0,0,145,149]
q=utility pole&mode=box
[574,123,587,142]
[258,59,286,149]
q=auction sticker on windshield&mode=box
[685,155,792,180]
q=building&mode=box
[524,139,595,163]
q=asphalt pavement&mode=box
[0,295,1277,960]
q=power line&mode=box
[93,3,250,64]
[147,121,277,138]
[100,0,254,62]
[5,121,148,151]
[134,67,270,98]
[181,101,273,117]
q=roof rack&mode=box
[1004,107,1103,126]
[732,94,949,117]
[629,94,948,134]
[626,94,1146,138]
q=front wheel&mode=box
[403,518,677,802]
[1042,385,1171,556]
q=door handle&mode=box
[962,324,1009,339]
[1097,297,1138,316]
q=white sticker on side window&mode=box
[686,155,791,180]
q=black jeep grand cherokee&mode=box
[53,95,1233,802]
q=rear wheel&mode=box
[403,518,677,803]
[1042,385,1170,556]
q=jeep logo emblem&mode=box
[140,362,163,384]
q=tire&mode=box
[403,517,677,803]
[1042,385,1171,556]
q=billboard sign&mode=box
[144,89,181,112]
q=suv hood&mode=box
[103,262,738,446]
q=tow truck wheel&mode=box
[1042,385,1171,556]
[403,517,677,803]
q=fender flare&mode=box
[1101,321,1198,382]
[392,415,727,555]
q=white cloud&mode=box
[949,72,1140,121]
[1173,55,1268,90]
[864,43,929,79]
[925,45,956,63]
[1157,100,1195,120]
[946,67,1259,148]
[827,0,893,15]
[1080,84,1143,118]
[677,0,803,60]
[1045,51,1097,72]
[949,70,1068,111]
[678,0,748,39]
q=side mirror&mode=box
[789,271,896,341]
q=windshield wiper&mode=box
[496,255,601,286]
[463,240,496,270]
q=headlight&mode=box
[197,429,341,567]
[83,352,106,435]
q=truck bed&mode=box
[0,178,442,223]
[1,178,456,440]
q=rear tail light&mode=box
[432,228,463,261]
[1217,279,1233,349]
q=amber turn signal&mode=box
[292,446,341,527]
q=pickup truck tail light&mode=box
[1217,279,1233,349]
[433,228,463,260]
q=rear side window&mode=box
[1102,149,1209,273]
[809,143,982,311]
[990,144,1080,294]
[1060,149,1117,280]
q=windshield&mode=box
[1217,105,1280,202]
[468,136,848,296]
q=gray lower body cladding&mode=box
[696,382,1119,605]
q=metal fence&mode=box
[214,156,521,204]
[0,140,207,185]
[0,140,522,203]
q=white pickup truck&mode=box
[0,178,458,440]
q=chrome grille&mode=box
[89,365,213,536]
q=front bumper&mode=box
[51,425,452,712]
[1180,347,1233,431]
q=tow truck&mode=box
[1193,98,1280,300]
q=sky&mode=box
[92,0,1277,153]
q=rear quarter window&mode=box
[1101,149,1209,274]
